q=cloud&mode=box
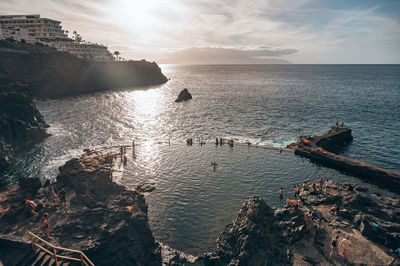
[158,46,296,64]
[0,0,399,63]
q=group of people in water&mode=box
[281,178,354,261]
[25,184,67,239]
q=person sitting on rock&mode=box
[329,235,339,259]
[25,200,39,218]
[341,236,352,261]
[46,185,57,202]
[329,203,339,214]
[297,197,302,209]
[40,213,51,239]
[286,197,297,207]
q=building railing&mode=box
[28,231,94,266]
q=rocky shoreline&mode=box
[0,151,162,265]
[0,40,168,173]
[1,150,399,265]
[0,88,49,174]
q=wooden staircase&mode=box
[16,250,75,266]
[15,231,94,266]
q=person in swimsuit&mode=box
[25,200,39,217]
[329,235,339,259]
[279,187,284,200]
[316,218,325,234]
[341,236,352,260]
[40,213,51,238]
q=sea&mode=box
[4,64,400,255]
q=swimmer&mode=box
[279,187,283,200]
[211,161,218,171]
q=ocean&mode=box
[4,64,400,255]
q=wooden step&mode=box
[38,255,51,266]
[31,251,46,265]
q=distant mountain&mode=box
[159,47,294,64]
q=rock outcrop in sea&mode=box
[0,88,49,173]
[175,88,193,102]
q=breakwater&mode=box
[292,126,400,193]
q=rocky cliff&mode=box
[0,152,162,265]
[0,41,168,98]
[0,88,49,173]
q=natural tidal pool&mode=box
[117,142,394,255]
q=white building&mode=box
[0,26,29,42]
[0,14,114,61]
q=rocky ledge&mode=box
[289,126,400,193]
[0,87,49,173]
[0,152,161,265]
[1,152,399,265]
[166,182,400,265]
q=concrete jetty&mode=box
[290,126,400,193]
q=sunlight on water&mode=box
[4,64,400,255]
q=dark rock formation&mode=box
[204,197,290,265]
[0,153,162,265]
[0,234,32,266]
[18,177,42,197]
[0,89,49,172]
[175,88,192,102]
[291,126,400,194]
[0,41,168,99]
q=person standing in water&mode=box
[279,187,284,201]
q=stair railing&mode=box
[28,231,94,266]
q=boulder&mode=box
[204,197,290,265]
[18,177,41,196]
[175,88,192,102]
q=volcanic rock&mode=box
[204,197,290,265]
[0,89,49,172]
[0,153,162,265]
[175,88,192,102]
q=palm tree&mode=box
[113,51,121,61]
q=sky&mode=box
[1,0,400,64]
